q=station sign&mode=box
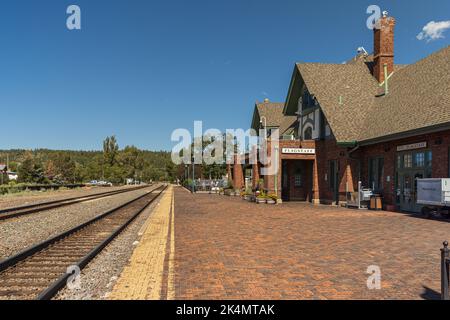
[396,142,427,152]
[281,148,316,155]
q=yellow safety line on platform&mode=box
[167,191,176,300]
[108,185,174,300]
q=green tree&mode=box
[0,173,8,185]
[18,152,46,184]
[103,135,119,166]
[52,152,77,183]
[118,145,145,180]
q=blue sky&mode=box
[0,0,449,151]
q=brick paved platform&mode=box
[173,187,450,300]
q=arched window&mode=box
[303,126,313,140]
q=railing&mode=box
[182,179,229,193]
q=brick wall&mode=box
[244,129,450,206]
[360,129,450,206]
[373,16,396,83]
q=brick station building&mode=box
[231,13,450,213]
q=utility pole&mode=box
[191,139,196,193]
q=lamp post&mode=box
[191,148,196,193]
[259,116,269,194]
[274,145,280,201]
[192,162,195,193]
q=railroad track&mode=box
[0,185,151,221]
[0,184,167,300]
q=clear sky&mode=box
[0,0,449,151]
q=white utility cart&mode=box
[416,178,450,217]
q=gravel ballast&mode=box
[0,186,158,260]
[55,188,166,300]
[0,186,140,210]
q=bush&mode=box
[0,173,9,186]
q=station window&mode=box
[403,154,413,168]
[414,152,425,167]
[397,155,402,169]
[369,157,384,192]
[425,151,432,168]
[303,127,313,140]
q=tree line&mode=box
[0,136,177,185]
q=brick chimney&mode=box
[373,12,396,83]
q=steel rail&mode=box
[0,184,167,300]
[0,185,150,221]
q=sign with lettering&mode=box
[282,148,316,155]
[396,142,427,152]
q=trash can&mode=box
[370,195,382,211]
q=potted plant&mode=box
[266,194,277,204]
[255,190,266,204]
[243,187,254,202]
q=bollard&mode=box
[441,241,450,300]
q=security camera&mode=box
[357,47,368,56]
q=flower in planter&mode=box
[267,194,277,200]
[265,194,277,204]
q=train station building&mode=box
[231,14,450,212]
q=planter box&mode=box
[256,198,266,204]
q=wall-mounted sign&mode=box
[396,142,427,152]
[282,148,316,155]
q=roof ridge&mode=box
[388,45,450,78]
